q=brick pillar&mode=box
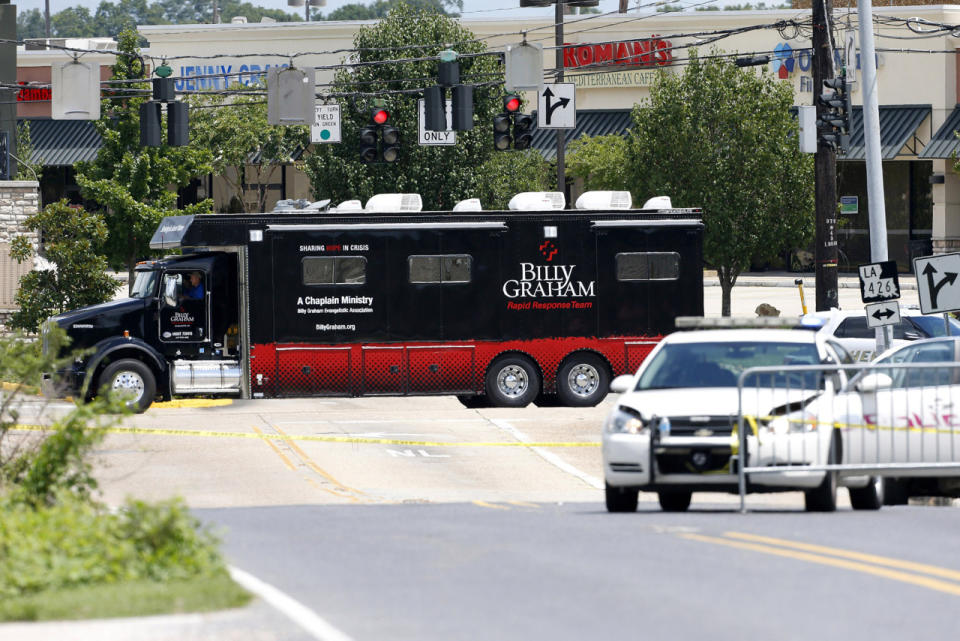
[0,180,40,318]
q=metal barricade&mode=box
[736,361,960,512]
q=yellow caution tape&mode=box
[8,423,600,448]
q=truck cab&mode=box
[44,252,242,412]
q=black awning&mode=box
[843,105,930,160]
[17,118,103,167]
[919,104,960,159]
[530,109,633,160]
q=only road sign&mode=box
[858,260,900,303]
[914,252,960,314]
[537,83,575,129]
[311,103,341,144]
[865,301,901,328]
[417,99,456,146]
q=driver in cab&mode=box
[181,271,204,301]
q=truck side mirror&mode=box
[856,372,893,393]
[163,276,179,307]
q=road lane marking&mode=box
[473,500,511,510]
[488,418,604,490]
[150,398,234,409]
[271,423,368,500]
[724,532,960,583]
[9,423,600,448]
[251,425,296,471]
[508,500,541,508]
[228,566,355,641]
[680,533,960,597]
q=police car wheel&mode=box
[849,476,884,511]
[557,353,610,407]
[100,359,156,414]
[605,483,638,513]
[485,355,540,408]
[805,434,839,512]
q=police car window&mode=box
[616,252,680,281]
[408,255,472,284]
[836,317,873,339]
[909,315,960,338]
[890,320,912,340]
[886,342,956,388]
[302,256,367,285]
[826,340,855,364]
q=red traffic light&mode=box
[372,108,390,125]
[503,95,521,113]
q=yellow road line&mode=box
[250,425,296,471]
[9,423,599,448]
[507,500,541,508]
[724,531,960,583]
[680,533,960,597]
[272,424,366,497]
[473,500,511,510]
[150,399,234,409]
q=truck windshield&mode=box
[130,270,160,298]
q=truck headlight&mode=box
[605,407,647,434]
[763,413,819,435]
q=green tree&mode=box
[16,9,46,40]
[13,121,43,184]
[8,201,120,333]
[303,3,549,211]
[189,88,309,213]
[623,52,813,315]
[74,30,213,284]
[566,134,629,193]
[50,7,98,38]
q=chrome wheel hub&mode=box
[496,365,528,398]
[567,364,599,397]
[112,371,145,402]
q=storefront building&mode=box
[16,8,960,271]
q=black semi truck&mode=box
[43,192,704,412]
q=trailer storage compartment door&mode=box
[407,346,474,394]
[362,346,405,395]
[275,346,352,396]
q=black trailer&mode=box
[44,194,703,411]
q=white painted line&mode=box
[489,418,604,490]
[228,565,355,641]
[275,418,538,425]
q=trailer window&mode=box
[616,252,680,281]
[302,256,367,285]
[408,255,472,284]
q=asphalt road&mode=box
[9,278,956,641]
[65,390,960,641]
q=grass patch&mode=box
[0,571,250,622]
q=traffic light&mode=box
[167,101,189,147]
[493,94,532,151]
[493,113,512,151]
[513,113,534,150]
[817,77,851,151]
[358,108,400,163]
[139,101,162,147]
[424,85,446,131]
[451,84,473,131]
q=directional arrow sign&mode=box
[914,252,960,314]
[865,301,901,329]
[537,83,575,129]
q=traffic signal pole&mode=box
[555,1,567,204]
[813,0,839,311]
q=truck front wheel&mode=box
[99,359,156,414]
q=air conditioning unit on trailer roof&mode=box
[575,191,632,210]
[508,191,566,211]
[365,193,423,213]
[642,196,672,209]
[453,198,483,212]
[333,199,363,212]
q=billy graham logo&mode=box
[540,240,558,262]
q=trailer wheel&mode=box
[456,394,489,409]
[485,355,540,408]
[99,359,156,414]
[556,353,610,407]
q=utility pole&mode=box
[0,0,16,180]
[813,0,839,311]
[555,0,566,204]
[45,0,51,39]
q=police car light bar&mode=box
[675,316,811,329]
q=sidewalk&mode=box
[704,270,917,290]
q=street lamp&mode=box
[288,0,326,22]
[517,0,599,201]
